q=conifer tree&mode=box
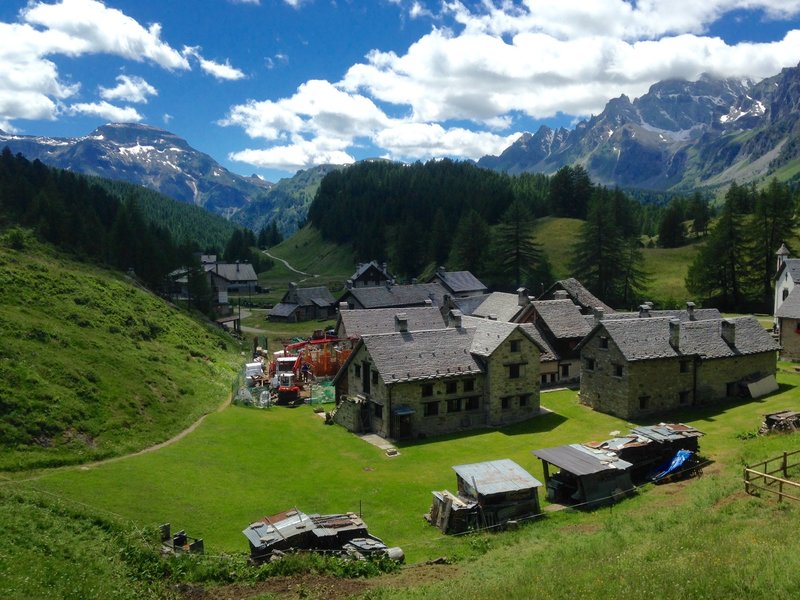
[491,200,551,289]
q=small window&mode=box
[354,364,361,377]
[424,402,439,417]
[584,357,595,371]
[374,404,383,419]
[519,394,531,407]
[784,288,790,301]
[446,381,457,394]
[509,364,521,379]
[599,336,609,349]
[541,374,548,384]
[447,398,462,413]
[465,397,479,411]
[679,391,690,405]
[421,384,433,397]
[371,370,378,385]
[510,339,521,352]
[613,364,623,378]
[680,360,690,373]
[463,378,475,392]
[639,396,650,410]
[560,364,570,377]
[501,396,511,410]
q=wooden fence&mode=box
[743,449,800,503]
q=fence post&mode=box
[784,451,789,478]
[779,479,784,503]
[744,467,749,494]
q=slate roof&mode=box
[541,278,614,314]
[357,327,484,384]
[472,292,531,322]
[776,285,800,319]
[582,316,780,362]
[533,444,633,476]
[285,285,336,307]
[268,303,298,318]
[777,258,800,283]
[461,315,555,361]
[520,323,559,363]
[337,307,446,337]
[350,260,393,282]
[432,270,488,295]
[452,459,542,496]
[447,293,492,316]
[204,262,258,282]
[532,299,593,339]
[341,282,448,309]
[610,308,722,321]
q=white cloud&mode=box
[229,0,260,4]
[230,140,355,172]
[163,113,174,124]
[68,101,144,122]
[223,0,800,172]
[99,75,157,104]
[183,46,246,80]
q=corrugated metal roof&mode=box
[532,444,632,476]
[452,459,542,496]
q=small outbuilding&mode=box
[532,444,634,507]
[427,458,542,534]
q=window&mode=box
[509,364,521,379]
[447,398,462,413]
[784,288,790,301]
[424,402,439,417]
[354,364,361,378]
[599,336,609,349]
[465,397,479,411]
[560,364,570,377]
[446,381,457,394]
[463,378,475,392]
[584,357,595,371]
[519,394,531,407]
[374,404,383,419]
[613,364,623,378]
[541,374,548,384]
[680,360,690,373]
[421,384,433,397]
[639,395,650,410]
[501,396,511,410]
[372,370,379,385]
[679,391,690,405]
[510,339,521,352]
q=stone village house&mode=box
[331,312,544,440]
[577,315,780,420]
[773,243,800,360]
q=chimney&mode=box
[395,313,408,333]
[382,262,388,273]
[449,310,463,328]
[553,290,568,300]
[638,304,650,318]
[438,265,446,276]
[593,306,605,324]
[236,260,240,272]
[411,278,418,285]
[488,314,498,321]
[721,319,736,346]
[645,301,654,309]
[346,278,353,289]
[424,298,433,306]
[339,302,349,311]
[289,282,297,290]
[686,301,696,321]
[443,293,451,307]
[517,287,531,307]
[669,318,681,350]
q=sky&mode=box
[1,1,800,183]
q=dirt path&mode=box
[263,250,319,283]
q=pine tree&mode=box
[452,209,490,275]
[491,200,550,289]
[658,201,686,248]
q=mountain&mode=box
[0,123,272,218]
[479,62,800,191]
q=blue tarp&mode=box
[650,450,694,482]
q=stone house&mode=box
[334,306,446,341]
[268,283,336,322]
[347,260,394,288]
[428,267,488,298]
[577,316,780,419]
[338,281,448,310]
[776,287,800,360]
[331,313,543,440]
[539,278,615,315]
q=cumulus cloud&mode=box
[183,46,246,81]
[223,0,800,172]
[99,75,157,104]
[67,101,144,122]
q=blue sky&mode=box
[1,1,800,182]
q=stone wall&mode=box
[779,318,800,361]
[332,396,363,433]
[696,352,777,400]
[484,330,541,426]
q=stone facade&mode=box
[779,317,800,360]
[333,325,541,439]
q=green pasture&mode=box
[17,368,800,569]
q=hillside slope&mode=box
[0,231,242,471]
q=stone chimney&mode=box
[438,265,446,276]
[339,302,349,311]
[553,290,569,300]
[289,282,297,290]
[381,261,388,273]
[395,313,408,333]
[517,287,531,307]
[345,278,353,290]
[411,278,417,285]
[686,301,696,321]
[449,309,463,328]
[593,306,605,324]
[669,318,681,350]
[721,319,736,346]
[638,304,651,318]
[424,298,433,306]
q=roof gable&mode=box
[540,278,614,314]
[777,285,800,319]
[531,299,592,339]
[777,258,800,283]
[472,292,528,322]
